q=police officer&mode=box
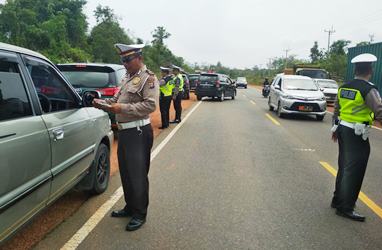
[93,43,159,231]
[159,66,174,129]
[170,65,184,123]
[331,53,382,221]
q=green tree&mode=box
[88,5,133,63]
[0,0,90,62]
[329,39,351,55]
[151,26,171,46]
[310,41,323,63]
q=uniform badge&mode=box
[149,81,155,89]
[132,77,141,85]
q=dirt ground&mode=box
[3,93,197,250]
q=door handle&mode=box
[52,128,64,141]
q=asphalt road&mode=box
[35,87,382,249]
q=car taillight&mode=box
[216,80,220,88]
[97,87,120,96]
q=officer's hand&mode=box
[331,132,338,143]
[92,98,102,109]
[108,103,122,114]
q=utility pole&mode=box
[324,26,336,53]
[268,58,273,77]
[284,49,290,69]
[369,34,375,43]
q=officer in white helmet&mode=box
[331,53,382,221]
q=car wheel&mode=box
[268,97,274,111]
[245,86,247,89]
[219,92,225,102]
[197,95,202,101]
[316,115,325,121]
[232,93,235,100]
[277,102,284,118]
[90,143,110,194]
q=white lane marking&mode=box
[293,148,316,152]
[250,100,256,105]
[61,101,203,250]
[326,110,382,132]
[242,94,247,98]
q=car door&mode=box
[226,78,235,97]
[269,76,279,106]
[23,55,96,204]
[273,77,282,105]
[0,51,51,243]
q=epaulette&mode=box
[146,69,155,75]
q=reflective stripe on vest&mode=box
[338,87,374,124]
[177,74,184,92]
[160,78,174,96]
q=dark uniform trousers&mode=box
[159,93,172,127]
[173,91,183,121]
[333,125,370,211]
[117,124,153,219]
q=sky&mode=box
[3,0,382,69]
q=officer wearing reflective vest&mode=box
[331,53,382,222]
[159,66,174,129]
[170,65,184,123]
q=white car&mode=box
[268,75,327,121]
[315,79,338,103]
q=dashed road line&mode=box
[250,100,256,105]
[265,113,281,126]
[319,161,382,220]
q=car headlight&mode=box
[282,95,295,99]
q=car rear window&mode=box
[58,65,114,88]
[200,75,218,82]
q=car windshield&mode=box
[296,69,329,79]
[283,78,318,91]
[237,77,247,82]
[200,75,218,82]
[317,81,338,89]
[58,66,114,88]
[189,75,199,80]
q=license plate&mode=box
[298,105,313,111]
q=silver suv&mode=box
[0,42,113,243]
[268,74,327,121]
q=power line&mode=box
[324,26,336,53]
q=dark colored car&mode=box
[57,63,126,125]
[188,74,200,91]
[195,73,236,101]
[182,74,190,100]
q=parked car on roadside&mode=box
[57,63,126,125]
[268,74,326,121]
[314,79,338,104]
[188,73,200,91]
[236,77,248,88]
[195,73,236,101]
[0,42,113,244]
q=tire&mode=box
[268,97,274,111]
[219,91,225,102]
[316,115,325,121]
[277,102,284,118]
[90,143,110,194]
[245,86,247,89]
[197,95,202,101]
[232,92,235,100]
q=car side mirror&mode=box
[275,86,281,90]
[82,90,101,107]
[320,88,324,91]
